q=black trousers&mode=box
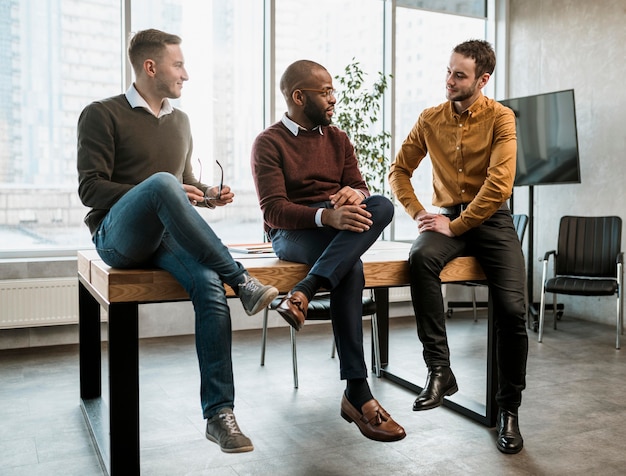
[408,206,528,410]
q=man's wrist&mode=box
[315,208,324,227]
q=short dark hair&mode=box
[453,39,496,78]
[128,29,182,75]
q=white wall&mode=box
[508,0,626,326]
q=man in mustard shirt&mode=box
[389,39,528,454]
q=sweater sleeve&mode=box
[77,101,134,211]
[251,129,319,231]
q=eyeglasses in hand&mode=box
[197,158,224,201]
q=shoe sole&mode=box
[496,442,523,454]
[244,287,279,316]
[340,409,406,442]
[205,431,254,453]
[412,384,459,411]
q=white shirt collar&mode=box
[125,84,173,118]
[281,113,323,136]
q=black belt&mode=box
[440,203,470,215]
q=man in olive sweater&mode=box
[77,29,278,454]
[251,60,405,443]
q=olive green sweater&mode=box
[77,94,196,235]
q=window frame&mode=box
[0,0,505,259]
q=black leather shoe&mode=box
[412,366,458,411]
[496,409,523,454]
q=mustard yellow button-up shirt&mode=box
[389,94,517,236]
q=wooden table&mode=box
[78,241,494,475]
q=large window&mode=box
[0,0,121,254]
[273,0,384,123]
[130,0,265,244]
[0,0,491,257]
[392,6,487,240]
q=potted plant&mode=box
[334,59,392,196]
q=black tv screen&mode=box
[500,89,581,186]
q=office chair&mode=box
[260,292,381,388]
[538,215,623,349]
[446,213,529,321]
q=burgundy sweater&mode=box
[251,121,369,234]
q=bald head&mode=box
[280,60,328,102]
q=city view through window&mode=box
[0,0,486,256]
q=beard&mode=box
[446,78,480,103]
[303,99,332,127]
[447,88,474,103]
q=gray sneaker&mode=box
[205,408,254,453]
[238,274,278,316]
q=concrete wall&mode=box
[507,0,626,326]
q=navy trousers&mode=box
[269,195,394,380]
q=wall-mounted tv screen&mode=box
[500,89,581,186]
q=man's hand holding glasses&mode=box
[188,159,234,208]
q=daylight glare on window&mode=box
[0,0,487,256]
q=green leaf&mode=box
[334,60,392,196]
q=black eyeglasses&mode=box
[197,159,224,201]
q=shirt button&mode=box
[461,189,465,193]
[458,168,462,172]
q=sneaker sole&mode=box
[205,431,254,453]
[244,286,279,316]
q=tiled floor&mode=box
[1,311,625,475]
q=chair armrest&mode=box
[540,250,557,283]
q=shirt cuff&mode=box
[315,208,324,227]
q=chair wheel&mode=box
[531,320,538,332]
[446,309,453,318]
[556,311,563,321]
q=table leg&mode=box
[373,288,389,369]
[485,293,498,427]
[379,288,498,427]
[108,302,140,475]
[79,281,101,399]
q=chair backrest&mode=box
[512,214,529,245]
[555,216,622,277]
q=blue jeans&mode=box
[93,172,246,419]
[408,205,528,410]
[269,195,394,380]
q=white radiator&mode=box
[389,287,412,302]
[0,278,78,329]
[387,285,446,302]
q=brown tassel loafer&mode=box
[276,291,308,331]
[340,394,406,442]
